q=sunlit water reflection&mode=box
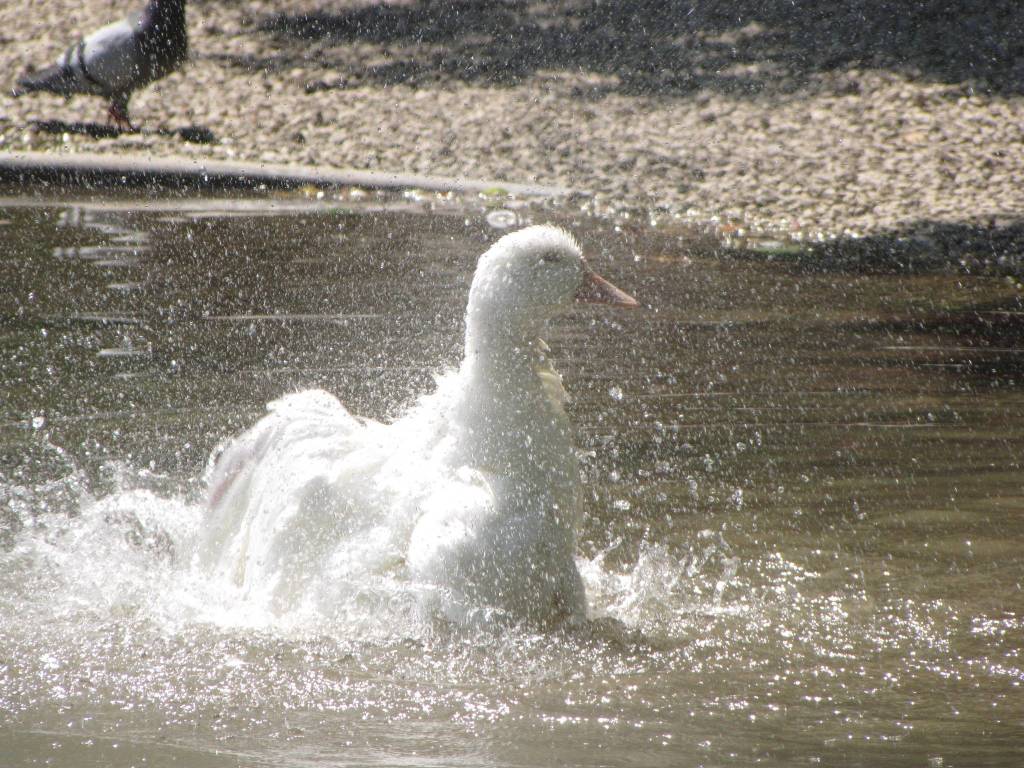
[1,196,1021,766]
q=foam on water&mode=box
[0,459,748,645]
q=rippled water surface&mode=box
[1,195,1022,767]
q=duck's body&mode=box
[406,333,585,624]
[201,226,637,627]
[13,0,188,128]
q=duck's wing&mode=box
[404,467,498,619]
[200,389,389,597]
[406,468,586,626]
[205,390,357,508]
[406,466,495,578]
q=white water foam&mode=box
[0,459,754,643]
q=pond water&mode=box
[1,195,1022,767]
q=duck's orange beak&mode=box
[575,268,639,308]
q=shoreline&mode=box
[2,0,1022,241]
[0,149,576,199]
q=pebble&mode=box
[4,0,1023,239]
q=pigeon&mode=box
[13,0,188,129]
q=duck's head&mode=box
[466,225,638,343]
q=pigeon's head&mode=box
[467,225,637,339]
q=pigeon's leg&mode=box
[106,94,135,131]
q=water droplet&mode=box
[608,385,624,401]
[31,415,46,430]
[485,209,518,229]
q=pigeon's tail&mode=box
[13,65,77,97]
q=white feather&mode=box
[201,226,608,627]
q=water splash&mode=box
[579,530,743,634]
[0,452,970,674]
[1,455,757,646]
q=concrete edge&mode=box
[0,150,582,199]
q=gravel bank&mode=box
[3,0,1023,237]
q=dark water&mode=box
[1,195,1022,767]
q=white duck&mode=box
[200,225,638,628]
